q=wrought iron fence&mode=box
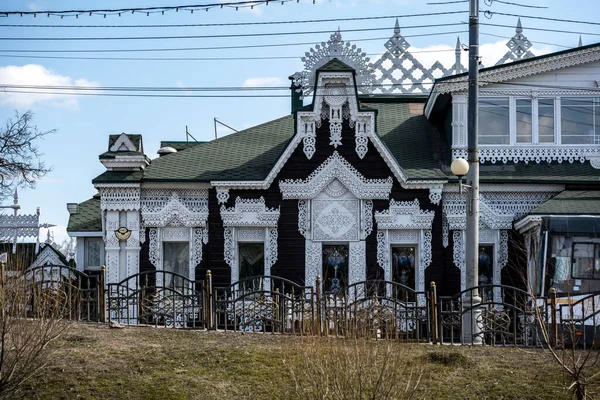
[24,265,101,321]
[319,279,430,342]
[21,265,598,347]
[106,270,205,328]
[213,275,315,334]
[438,284,544,346]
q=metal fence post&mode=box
[316,275,322,336]
[430,281,439,344]
[99,265,106,322]
[205,270,213,329]
[549,287,558,348]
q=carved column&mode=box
[125,211,141,286]
[305,239,322,288]
[104,210,120,284]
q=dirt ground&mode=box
[17,322,598,399]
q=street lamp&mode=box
[451,158,469,194]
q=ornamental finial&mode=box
[292,30,375,96]
[579,35,583,47]
[495,18,534,65]
[394,18,400,35]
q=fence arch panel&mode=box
[438,284,544,346]
[106,270,205,328]
[214,276,315,334]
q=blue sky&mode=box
[0,0,598,244]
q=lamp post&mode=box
[450,0,482,345]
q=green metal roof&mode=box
[67,196,102,232]
[531,191,600,215]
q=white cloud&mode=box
[27,2,41,11]
[242,76,286,87]
[0,64,99,110]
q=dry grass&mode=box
[15,323,600,399]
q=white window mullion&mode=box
[509,97,516,145]
[556,97,562,145]
[532,97,539,144]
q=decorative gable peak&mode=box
[109,132,143,153]
[101,133,149,171]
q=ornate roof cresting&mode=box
[292,29,376,96]
[495,18,535,65]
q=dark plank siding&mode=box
[197,119,448,290]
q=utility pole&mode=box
[463,0,482,344]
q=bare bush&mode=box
[284,337,422,400]
[0,274,70,399]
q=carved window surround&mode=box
[148,227,207,286]
[375,199,434,295]
[220,197,280,284]
[451,229,509,299]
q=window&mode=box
[561,98,600,145]
[391,246,415,288]
[516,99,533,143]
[163,242,189,286]
[475,96,600,146]
[238,242,264,281]
[85,238,103,269]
[571,243,600,280]
[479,98,510,144]
[322,245,348,294]
[538,98,555,143]
[478,245,494,301]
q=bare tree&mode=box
[0,111,54,202]
[0,272,70,399]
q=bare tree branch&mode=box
[0,111,54,202]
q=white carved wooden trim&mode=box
[280,151,392,200]
[305,239,322,288]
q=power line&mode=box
[483,0,547,9]
[0,11,467,28]
[0,1,297,17]
[480,32,572,49]
[0,51,457,61]
[0,34,451,53]
[482,11,600,27]
[0,23,466,41]
[480,22,600,37]
[0,83,435,91]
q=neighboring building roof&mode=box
[67,196,102,232]
[530,191,600,215]
[160,141,206,152]
[32,242,70,268]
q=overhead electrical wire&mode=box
[483,0,546,9]
[0,51,456,61]
[482,11,600,27]
[479,22,600,37]
[0,31,467,54]
[0,10,467,28]
[0,23,467,41]
[480,32,572,49]
[0,1,299,17]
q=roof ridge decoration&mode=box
[293,18,542,96]
[292,29,376,97]
[495,18,535,66]
[371,19,465,94]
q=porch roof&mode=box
[530,191,600,216]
